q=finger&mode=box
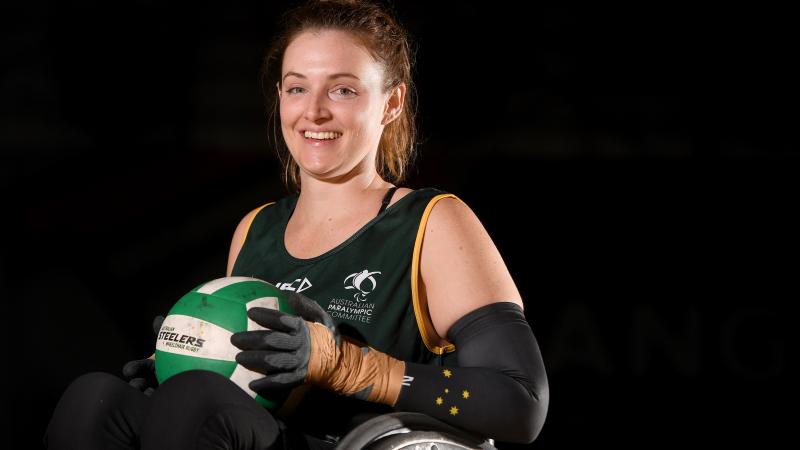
[144,363,159,387]
[122,359,152,379]
[129,378,148,392]
[122,360,141,379]
[288,293,336,330]
[249,371,305,392]
[231,330,302,351]
[236,350,303,373]
[152,315,165,334]
[247,307,303,332]
[143,387,155,397]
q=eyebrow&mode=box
[282,71,361,83]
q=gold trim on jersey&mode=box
[231,202,276,273]
[244,202,276,241]
[412,194,458,355]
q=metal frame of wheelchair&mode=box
[335,412,497,450]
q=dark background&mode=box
[1,1,795,448]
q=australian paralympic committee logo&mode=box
[344,269,381,302]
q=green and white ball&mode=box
[155,276,294,409]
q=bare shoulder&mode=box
[389,187,414,206]
[420,196,523,339]
[226,205,268,277]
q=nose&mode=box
[303,91,332,122]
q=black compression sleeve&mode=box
[394,302,549,444]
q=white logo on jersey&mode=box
[344,269,381,302]
[402,375,414,386]
[275,277,312,293]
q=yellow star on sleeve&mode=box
[444,388,449,394]
[462,390,470,399]
[435,397,443,405]
[442,369,452,378]
[449,406,459,416]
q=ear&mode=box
[276,81,282,99]
[381,83,406,126]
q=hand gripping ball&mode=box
[154,276,295,409]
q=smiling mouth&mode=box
[302,130,342,140]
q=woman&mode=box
[45,1,548,448]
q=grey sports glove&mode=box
[230,292,339,393]
[122,315,164,396]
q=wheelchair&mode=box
[335,412,496,450]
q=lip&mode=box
[300,129,342,134]
[299,130,342,146]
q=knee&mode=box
[151,370,244,408]
[142,371,279,449]
[45,372,133,447]
[52,372,126,417]
[68,371,123,396]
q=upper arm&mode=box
[419,197,523,340]
[226,207,262,277]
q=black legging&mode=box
[45,370,334,450]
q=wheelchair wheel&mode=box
[335,412,496,450]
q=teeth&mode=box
[304,130,342,140]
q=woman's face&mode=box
[279,29,398,182]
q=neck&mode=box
[294,168,393,224]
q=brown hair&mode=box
[261,0,417,192]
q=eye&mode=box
[286,87,305,94]
[332,87,357,97]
